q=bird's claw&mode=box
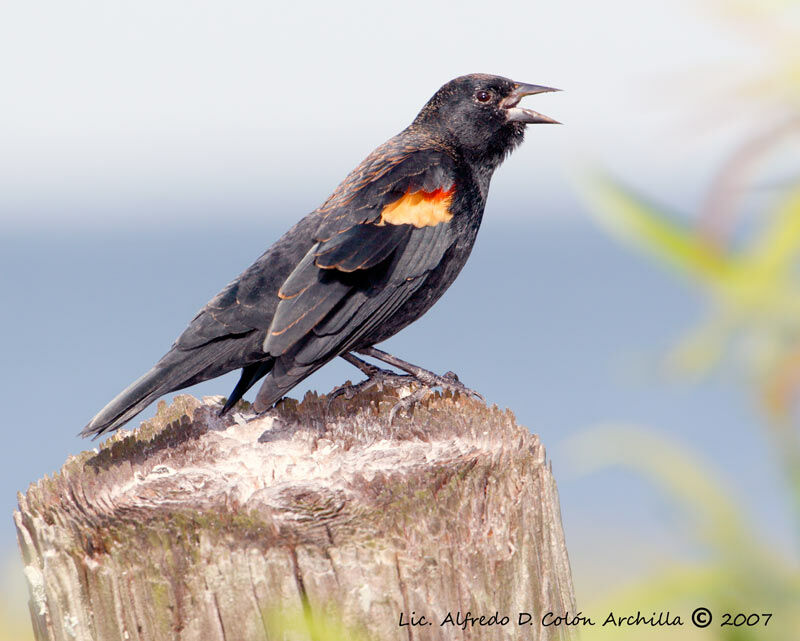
[328,368,414,409]
[387,377,483,421]
[388,386,431,423]
[384,370,484,421]
[334,350,484,419]
[406,369,484,403]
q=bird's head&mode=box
[413,74,559,162]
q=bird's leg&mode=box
[329,353,414,404]
[340,352,388,379]
[345,346,484,420]
[356,347,483,399]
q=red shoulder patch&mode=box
[379,187,455,228]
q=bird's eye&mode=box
[475,90,492,103]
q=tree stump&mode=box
[15,385,575,641]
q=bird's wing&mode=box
[314,143,456,238]
[263,147,459,360]
[172,215,320,350]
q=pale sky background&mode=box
[2,0,757,229]
[2,0,795,613]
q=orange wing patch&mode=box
[379,187,454,228]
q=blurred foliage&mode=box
[584,176,800,526]
[703,0,800,111]
[566,426,800,641]
[574,1,800,639]
[0,558,34,641]
[582,0,800,489]
[586,0,800,420]
[265,607,372,641]
[586,178,800,421]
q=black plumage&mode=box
[82,73,559,438]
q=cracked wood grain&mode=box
[15,385,575,640]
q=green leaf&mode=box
[582,175,734,287]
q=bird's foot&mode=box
[328,366,415,407]
[386,369,483,422]
[333,350,483,420]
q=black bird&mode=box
[82,74,559,438]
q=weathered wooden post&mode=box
[15,386,575,640]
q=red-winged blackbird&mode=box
[82,74,559,438]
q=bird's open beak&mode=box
[501,83,561,124]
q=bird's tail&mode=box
[80,340,261,439]
[80,367,178,439]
